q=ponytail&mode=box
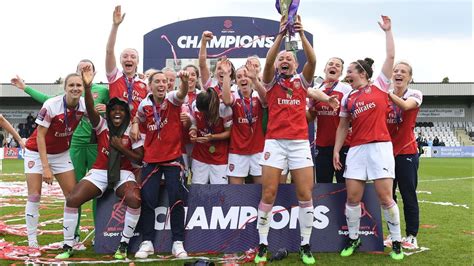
[196,88,220,125]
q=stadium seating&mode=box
[414,121,462,147]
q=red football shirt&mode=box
[136,91,184,163]
[340,74,392,147]
[264,73,311,140]
[387,88,423,155]
[92,116,144,171]
[107,67,148,117]
[26,96,86,154]
[229,90,265,155]
[308,81,352,147]
[190,102,233,165]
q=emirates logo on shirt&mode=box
[352,101,376,118]
[316,105,338,116]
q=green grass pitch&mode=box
[0,158,472,265]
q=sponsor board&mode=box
[3,148,19,159]
[95,184,383,253]
[431,146,474,158]
[418,108,465,118]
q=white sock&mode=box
[299,200,314,246]
[63,206,79,247]
[383,201,402,242]
[25,195,40,245]
[120,207,141,243]
[345,203,361,240]
[257,201,273,245]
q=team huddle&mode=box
[7,5,424,264]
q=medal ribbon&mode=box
[345,86,367,117]
[150,95,162,135]
[63,95,79,134]
[123,74,135,105]
[238,90,254,130]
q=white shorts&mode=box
[191,159,228,184]
[24,148,74,175]
[344,142,395,181]
[259,139,313,170]
[83,169,136,195]
[227,153,263,177]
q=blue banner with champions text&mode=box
[95,184,383,254]
[143,16,312,73]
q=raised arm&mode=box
[176,70,190,100]
[246,62,267,105]
[296,15,316,83]
[262,16,287,84]
[221,60,234,106]
[0,114,24,149]
[198,31,213,86]
[106,5,125,74]
[81,66,100,127]
[11,75,51,103]
[379,15,395,79]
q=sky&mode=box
[0,0,472,83]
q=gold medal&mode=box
[209,145,216,154]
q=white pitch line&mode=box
[419,200,470,209]
[404,246,430,256]
[416,190,432,194]
[419,176,474,182]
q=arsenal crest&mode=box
[294,80,301,89]
[264,152,271,160]
[28,161,35,169]
[229,164,235,172]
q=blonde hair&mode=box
[394,61,413,76]
[63,73,81,89]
